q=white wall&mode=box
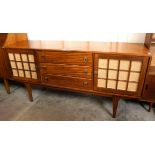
[27,0,146,43]
[28,33,146,43]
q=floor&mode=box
[0,81,155,121]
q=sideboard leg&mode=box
[112,96,120,118]
[148,102,153,112]
[25,83,33,102]
[3,79,10,94]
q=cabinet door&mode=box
[7,50,39,82]
[94,54,149,97]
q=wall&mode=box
[28,33,146,43]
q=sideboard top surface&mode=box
[3,40,149,56]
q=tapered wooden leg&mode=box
[3,79,10,94]
[112,96,120,118]
[148,102,153,112]
[25,83,33,102]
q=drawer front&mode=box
[38,51,92,66]
[42,75,92,90]
[40,63,92,79]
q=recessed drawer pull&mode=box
[83,81,88,86]
[84,56,88,63]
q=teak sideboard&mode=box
[0,33,155,118]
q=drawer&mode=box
[40,63,92,79]
[38,51,92,66]
[41,75,92,90]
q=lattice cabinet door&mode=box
[94,54,149,97]
[7,50,39,82]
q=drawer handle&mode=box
[83,81,88,86]
[44,76,48,81]
[83,69,88,75]
[84,56,88,63]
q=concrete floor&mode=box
[0,81,155,121]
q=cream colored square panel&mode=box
[23,63,29,70]
[8,53,14,60]
[107,80,116,89]
[98,59,108,68]
[118,71,128,81]
[129,72,140,82]
[31,72,37,79]
[15,53,21,61]
[131,61,142,71]
[25,71,31,78]
[17,62,23,69]
[30,63,36,71]
[109,59,119,69]
[12,69,18,76]
[18,70,24,77]
[97,79,106,88]
[98,69,107,78]
[108,70,118,79]
[21,54,28,61]
[117,81,127,90]
[119,60,130,70]
[10,61,16,68]
[28,54,35,62]
[127,82,138,92]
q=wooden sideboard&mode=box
[0,33,155,118]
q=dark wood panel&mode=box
[38,51,92,66]
[0,48,9,78]
[142,75,155,101]
[0,49,3,77]
[40,63,92,79]
[41,74,92,90]
[0,33,8,47]
[0,33,8,78]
